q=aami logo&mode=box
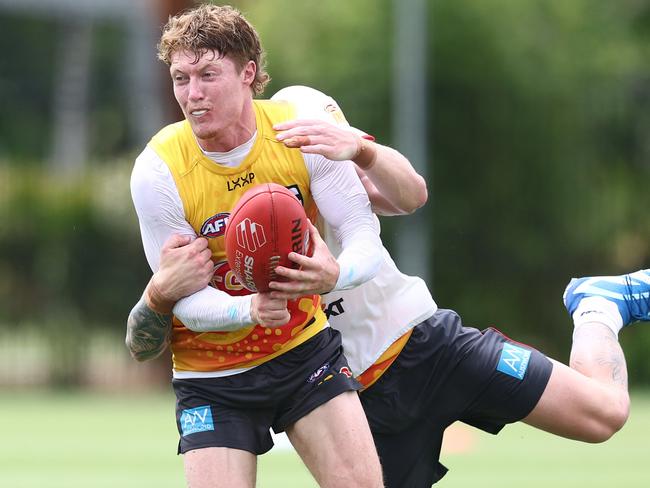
[307,362,330,383]
[496,343,532,380]
[323,297,345,319]
[180,405,214,436]
[236,218,267,252]
[227,172,255,191]
[200,213,230,238]
[211,261,250,296]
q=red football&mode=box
[224,183,310,292]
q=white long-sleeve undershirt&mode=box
[131,138,381,332]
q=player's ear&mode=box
[241,60,256,86]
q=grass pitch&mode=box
[0,390,648,487]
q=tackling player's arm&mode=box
[352,140,427,216]
[275,119,426,216]
[271,86,427,216]
[125,234,214,361]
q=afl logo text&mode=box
[200,213,230,238]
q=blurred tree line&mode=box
[1,0,650,385]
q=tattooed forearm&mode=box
[596,333,628,388]
[126,297,173,362]
[571,324,628,388]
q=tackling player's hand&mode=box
[146,235,214,314]
[251,292,290,327]
[274,119,361,161]
[269,222,339,299]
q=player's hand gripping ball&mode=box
[224,183,310,292]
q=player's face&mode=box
[170,49,255,151]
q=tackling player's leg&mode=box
[523,268,650,441]
[564,268,650,331]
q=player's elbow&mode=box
[130,349,150,362]
[124,329,169,362]
[596,398,630,442]
[581,393,630,443]
[411,176,429,211]
[125,337,146,362]
[399,176,428,214]
[127,342,165,362]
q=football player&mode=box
[128,5,384,488]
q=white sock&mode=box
[572,296,624,337]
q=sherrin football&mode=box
[224,183,310,292]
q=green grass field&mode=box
[1,389,648,487]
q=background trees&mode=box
[2,0,650,386]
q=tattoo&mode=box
[572,325,628,388]
[596,333,628,387]
[125,297,172,362]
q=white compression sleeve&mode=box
[172,287,254,332]
[305,153,382,290]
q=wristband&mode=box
[144,276,175,315]
[352,137,378,170]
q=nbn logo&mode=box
[180,406,214,436]
[497,343,531,380]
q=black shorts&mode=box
[172,327,360,455]
[360,309,553,488]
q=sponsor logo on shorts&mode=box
[180,406,214,436]
[339,366,353,378]
[497,343,531,380]
[308,362,330,383]
[319,374,334,385]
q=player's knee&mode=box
[342,458,383,488]
[342,453,383,488]
[320,464,382,488]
